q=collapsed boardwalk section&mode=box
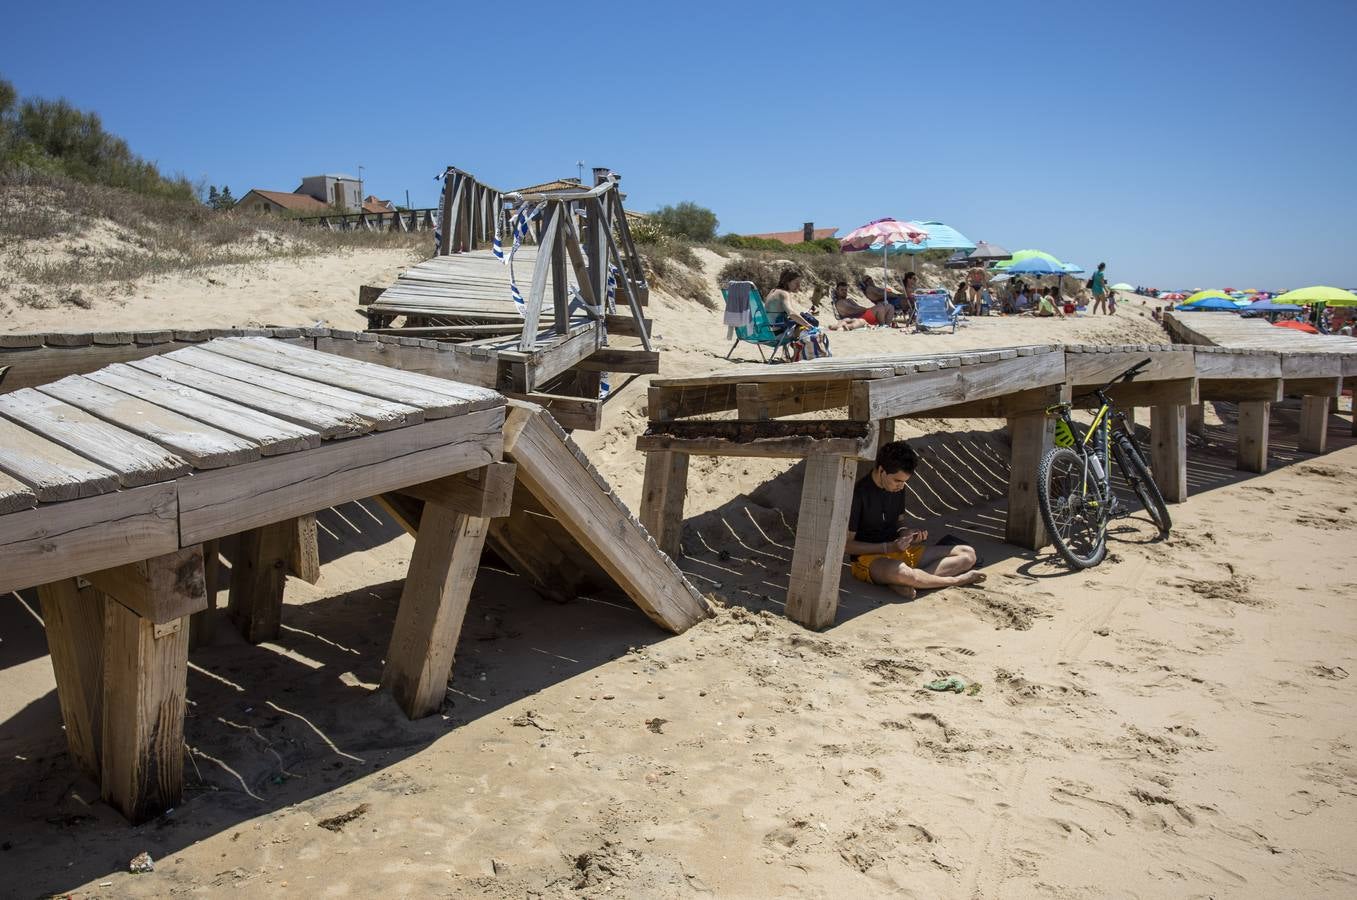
[639,340,1353,631]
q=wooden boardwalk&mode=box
[639,340,1357,630]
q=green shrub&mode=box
[629,216,666,244]
[716,258,779,298]
[650,201,718,242]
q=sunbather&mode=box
[764,269,815,335]
[859,275,907,312]
[830,280,895,328]
[845,441,985,599]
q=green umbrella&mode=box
[1110,282,1135,292]
[1271,285,1357,306]
[1180,290,1235,306]
[993,249,1063,271]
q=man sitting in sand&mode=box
[830,280,895,328]
[1035,286,1066,318]
[845,441,986,599]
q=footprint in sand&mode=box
[1309,664,1350,680]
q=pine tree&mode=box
[207,185,219,208]
[217,185,236,210]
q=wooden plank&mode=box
[785,454,857,631]
[0,340,196,394]
[1150,404,1188,503]
[648,384,739,420]
[1284,376,1343,398]
[0,389,188,488]
[85,364,320,455]
[366,324,524,337]
[0,482,180,594]
[86,545,209,625]
[498,324,603,392]
[397,462,516,518]
[229,519,293,643]
[37,375,260,469]
[178,406,504,545]
[1065,349,1195,385]
[605,314,652,339]
[101,591,190,824]
[655,365,895,390]
[161,345,422,430]
[128,353,368,438]
[1005,413,1052,550]
[287,514,322,584]
[0,469,37,514]
[382,504,490,719]
[0,415,120,501]
[640,451,688,559]
[501,391,602,431]
[851,353,1065,421]
[519,206,561,350]
[1198,378,1284,403]
[37,578,106,779]
[736,381,850,419]
[912,384,1071,420]
[190,539,220,650]
[316,337,498,392]
[1237,401,1269,473]
[204,338,503,417]
[504,403,709,633]
[1096,378,1199,409]
[1191,350,1281,380]
[485,503,593,604]
[576,347,660,374]
[637,431,875,460]
[1299,396,1330,454]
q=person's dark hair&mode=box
[903,271,917,286]
[836,280,849,287]
[1098,262,1106,270]
[876,440,917,475]
[776,268,800,291]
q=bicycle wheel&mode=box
[1037,446,1109,569]
[1113,439,1172,537]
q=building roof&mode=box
[241,190,330,212]
[746,227,839,245]
[362,196,395,213]
[511,178,584,195]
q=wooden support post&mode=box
[228,519,293,643]
[382,502,490,719]
[786,454,857,631]
[1005,412,1053,550]
[1186,402,1205,438]
[640,451,689,559]
[859,418,893,479]
[551,206,570,334]
[1150,404,1188,503]
[100,548,199,823]
[1299,395,1330,454]
[189,539,219,650]
[287,513,322,584]
[1237,401,1270,473]
[37,578,106,779]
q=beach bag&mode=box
[783,326,831,362]
[1085,277,1094,289]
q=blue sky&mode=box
[6,0,1355,289]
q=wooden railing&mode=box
[296,208,440,232]
[436,167,505,255]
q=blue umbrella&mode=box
[1002,257,1067,276]
[1061,262,1086,275]
[1175,297,1238,311]
[865,220,976,254]
[1242,300,1302,314]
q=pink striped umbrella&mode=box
[840,218,929,297]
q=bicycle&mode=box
[1037,358,1172,569]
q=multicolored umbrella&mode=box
[895,220,975,253]
[1272,285,1357,307]
[1180,290,1236,306]
[839,218,929,299]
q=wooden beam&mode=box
[1186,403,1205,439]
[228,519,293,643]
[603,314,653,338]
[1198,378,1283,403]
[638,420,877,460]
[648,384,739,420]
[913,384,1070,420]
[1005,413,1052,550]
[785,455,857,631]
[86,545,208,625]
[501,391,601,430]
[1064,349,1195,385]
[287,514,322,584]
[101,591,190,824]
[1150,404,1188,503]
[576,347,660,374]
[189,539,220,649]
[736,381,849,419]
[1084,377,1198,409]
[382,503,490,719]
[358,285,384,306]
[397,462,516,518]
[851,353,1065,421]
[640,451,688,559]
[485,501,593,604]
[1299,395,1330,454]
[38,578,105,779]
[1237,401,1269,473]
[519,205,561,350]
[504,403,709,633]
[1284,376,1343,398]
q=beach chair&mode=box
[724,285,795,362]
[914,291,960,333]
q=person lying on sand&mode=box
[844,440,986,600]
[830,280,895,328]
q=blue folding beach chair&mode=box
[724,285,795,362]
[914,291,960,333]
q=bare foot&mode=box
[889,584,918,600]
[955,571,987,587]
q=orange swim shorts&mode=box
[850,544,926,584]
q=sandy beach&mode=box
[1,246,1354,898]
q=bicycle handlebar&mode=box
[1096,357,1152,394]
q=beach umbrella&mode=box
[1274,320,1319,334]
[840,218,929,298]
[1244,299,1302,313]
[1272,285,1357,306]
[1175,297,1239,311]
[945,240,1011,269]
[1061,263,1086,275]
[892,221,975,253]
[1180,289,1236,306]
[993,249,1063,271]
[1110,282,1135,291]
[1002,257,1067,276]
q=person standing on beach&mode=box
[844,441,986,599]
[967,264,987,316]
[1090,262,1110,315]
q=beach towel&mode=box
[723,281,752,328]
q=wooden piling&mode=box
[786,454,857,631]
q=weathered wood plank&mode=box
[0,469,38,513]
[1237,401,1269,473]
[0,340,196,394]
[0,415,119,501]
[1150,404,1188,503]
[382,504,490,719]
[86,364,320,455]
[1299,396,1330,454]
[397,462,516,518]
[287,514,322,584]
[1005,413,1052,550]
[101,592,191,824]
[575,347,660,374]
[178,406,504,545]
[162,345,421,430]
[1198,378,1284,403]
[785,454,857,631]
[38,578,106,779]
[317,337,498,389]
[501,391,602,430]
[851,353,1066,421]
[229,520,293,643]
[640,451,688,559]
[86,545,208,625]
[0,483,180,594]
[0,389,188,488]
[1065,349,1195,385]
